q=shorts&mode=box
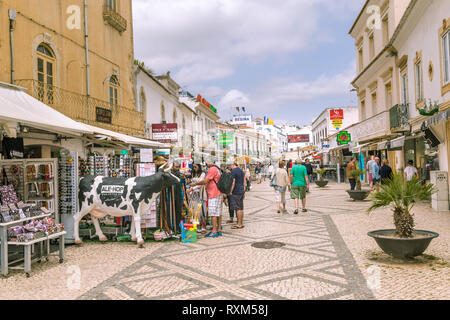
[369,173,373,182]
[207,196,223,217]
[291,186,307,200]
[229,194,244,211]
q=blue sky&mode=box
[133,0,365,126]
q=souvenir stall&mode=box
[0,82,93,276]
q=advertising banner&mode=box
[330,109,344,120]
[152,123,178,143]
[288,135,310,143]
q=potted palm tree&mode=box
[346,169,371,201]
[314,169,328,187]
[367,173,439,259]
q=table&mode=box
[0,213,66,277]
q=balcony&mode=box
[103,5,127,33]
[352,110,391,142]
[15,79,144,137]
[390,104,410,132]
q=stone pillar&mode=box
[430,171,449,211]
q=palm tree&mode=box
[314,168,326,181]
[367,173,437,238]
[350,169,365,191]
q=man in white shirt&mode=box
[404,160,419,181]
[366,155,375,189]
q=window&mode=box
[105,0,117,11]
[173,109,177,124]
[369,33,375,60]
[361,99,366,121]
[382,16,389,45]
[385,82,392,109]
[443,31,450,85]
[401,73,409,104]
[36,43,55,104]
[415,60,424,103]
[139,88,146,113]
[160,101,165,122]
[371,92,377,116]
[358,46,364,71]
[109,76,119,106]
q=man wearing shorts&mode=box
[366,155,375,189]
[228,162,246,229]
[191,161,223,237]
[289,158,309,214]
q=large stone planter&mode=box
[314,180,328,188]
[368,229,439,259]
[346,189,371,201]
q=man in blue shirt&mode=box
[228,162,246,229]
[371,157,381,190]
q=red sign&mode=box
[152,123,178,143]
[197,94,217,113]
[330,109,344,120]
[288,134,310,143]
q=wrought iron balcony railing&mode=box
[103,5,127,33]
[390,103,410,132]
[15,79,144,137]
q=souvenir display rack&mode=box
[58,151,78,243]
[0,159,59,222]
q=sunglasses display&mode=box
[59,150,78,215]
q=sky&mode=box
[132,0,366,127]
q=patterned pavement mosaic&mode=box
[79,182,374,300]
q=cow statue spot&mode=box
[73,162,180,247]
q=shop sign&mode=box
[140,148,153,163]
[95,107,112,124]
[152,123,178,143]
[156,149,170,156]
[197,94,217,114]
[101,185,125,195]
[337,131,351,145]
[218,133,234,145]
[330,109,344,120]
[288,134,310,143]
[121,150,128,155]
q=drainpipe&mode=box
[9,9,16,84]
[83,0,90,96]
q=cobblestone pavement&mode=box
[1,181,449,300]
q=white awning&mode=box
[377,140,389,150]
[0,82,92,136]
[390,136,405,149]
[351,142,371,153]
[82,124,168,148]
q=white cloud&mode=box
[132,0,352,85]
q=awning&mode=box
[389,136,405,149]
[351,142,371,153]
[82,124,168,148]
[377,140,389,150]
[0,82,92,136]
[329,144,349,152]
[421,110,450,130]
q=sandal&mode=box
[302,209,308,212]
[231,225,244,229]
[277,210,281,213]
[226,220,234,224]
[294,209,298,215]
[205,232,220,238]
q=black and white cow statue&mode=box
[73,162,180,246]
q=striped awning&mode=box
[421,110,450,130]
[390,136,405,149]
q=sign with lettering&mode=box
[152,123,178,143]
[330,109,344,120]
[101,185,125,195]
[96,107,112,124]
[337,131,351,145]
[197,94,217,114]
[288,135,310,143]
[218,133,234,145]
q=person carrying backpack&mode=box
[227,161,246,229]
[190,160,233,237]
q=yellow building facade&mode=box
[0,0,143,136]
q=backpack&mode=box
[212,166,234,194]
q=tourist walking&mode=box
[228,162,246,229]
[289,158,309,214]
[347,157,357,190]
[404,160,419,181]
[190,161,223,237]
[186,163,207,234]
[380,159,393,185]
[224,166,235,224]
[371,157,381,190]
[255,163,262,184]
[267,163,274,182]
[304,159,313,192]
[245,166,251,191]
[366,155,376,189]
[272,161,289,213]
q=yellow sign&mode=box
[332,119,343,124]
[268,118,274,125]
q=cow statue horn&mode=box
[164,162,173,172]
